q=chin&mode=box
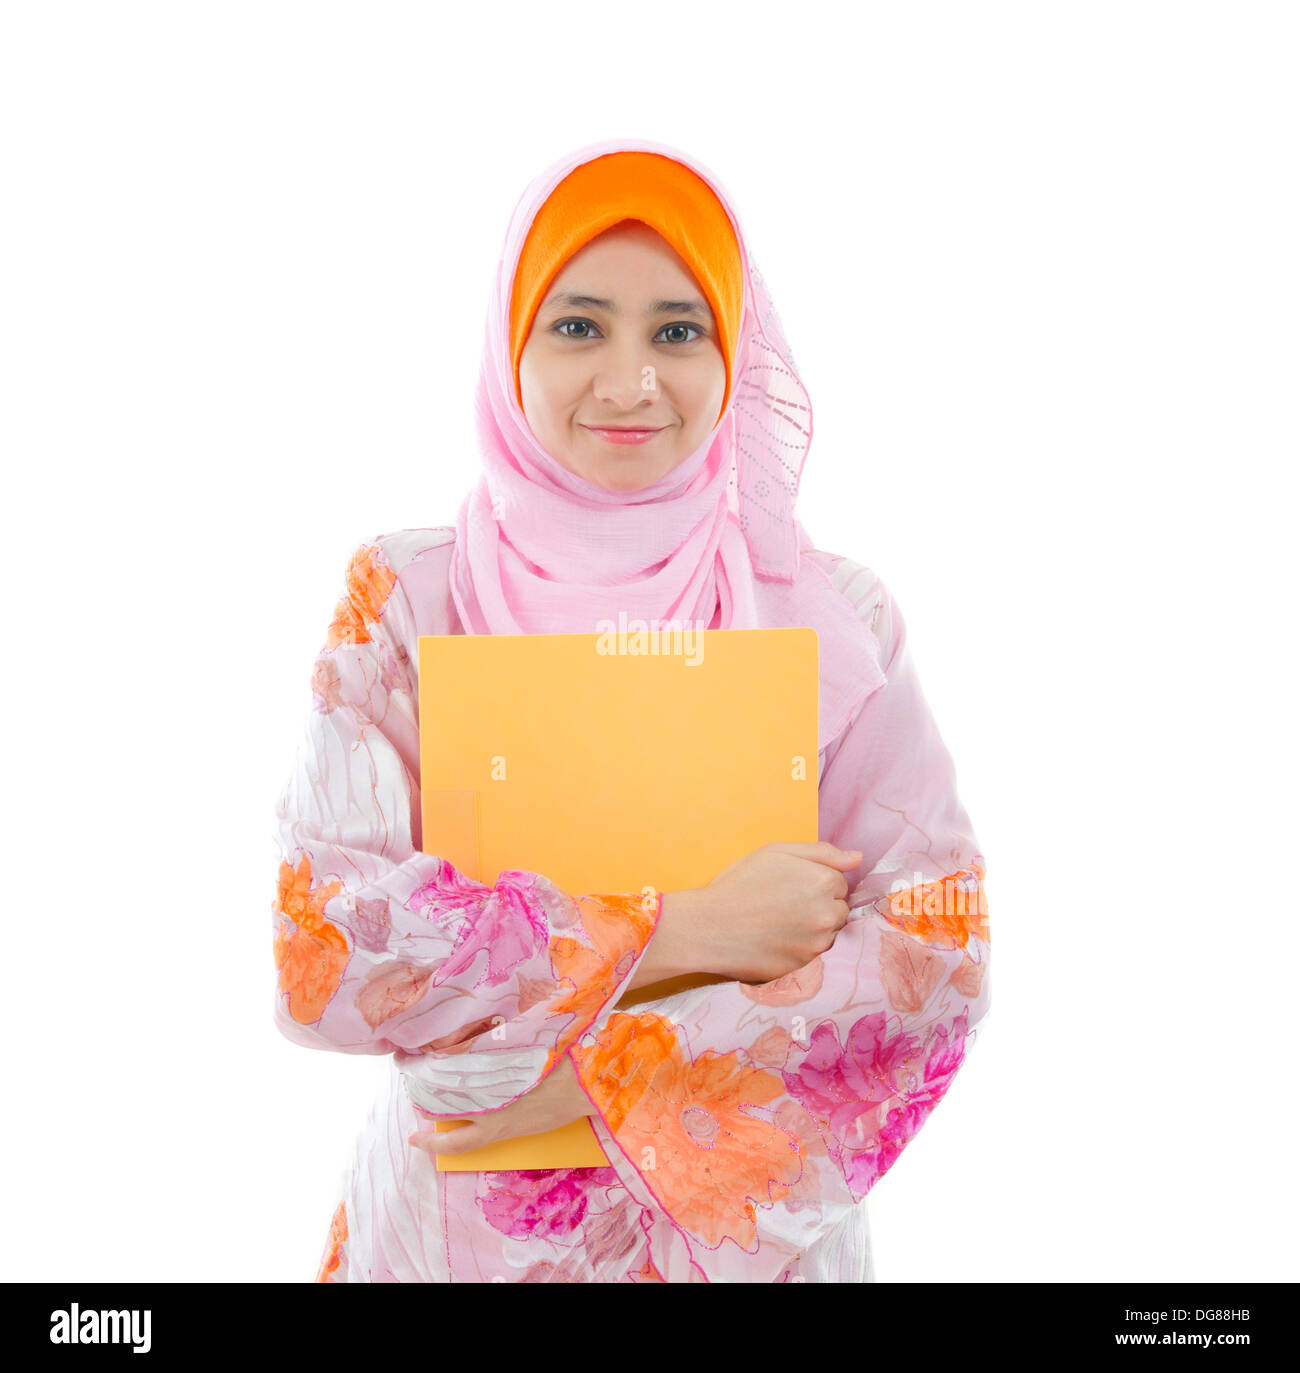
[594,470,653,492]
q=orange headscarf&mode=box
[507,151,745,423]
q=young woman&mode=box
[271,137,991,1283]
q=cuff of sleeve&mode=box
[398,886,662,1117]
[541,886,663,1067]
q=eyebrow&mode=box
[542,291,710,317]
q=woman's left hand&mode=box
[407,1052,596,1158]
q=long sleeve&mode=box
[271,535,662,1117]
[567,565,991,1275]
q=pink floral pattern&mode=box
[407,861,551,989]
[782,1010,970,1197]
[477,1167,621,1240]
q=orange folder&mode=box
[417,626,819,1170]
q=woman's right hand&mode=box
[659,841,863,986]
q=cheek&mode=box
[521,358,581,429]
[669,357,726,425]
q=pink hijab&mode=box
[449,137,885,752]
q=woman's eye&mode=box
[555,319,599,339]
[657,323,701,344]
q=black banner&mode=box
[5,1281,1287,1358]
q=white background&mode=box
[3,0,1295,1283]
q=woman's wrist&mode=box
[624,888,713,989]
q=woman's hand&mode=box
[681,840,863,985]
[407,1052,595,1159]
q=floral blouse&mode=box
[272,527,991,1283]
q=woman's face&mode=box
[518,221,727,492]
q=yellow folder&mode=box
[417,626,819,1170]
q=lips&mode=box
[582,424,666,433]
[581,423,668,445]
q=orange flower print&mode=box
[747,1025,797,1068]
[273,854,350,1024]
[738,955,824,1006]
[771,1097,830,1204]
[355,959,433,1029]
[879,861,990,950]
[545,892,657,1062]
[571,1012,804,1251]
[325,544,397,649]
[948,953,986,997]
[314,1200,348,1282]
[628,1253,666,1282]
[879,927,948,1015]
[310,656,346,712]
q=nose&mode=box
[591,337,656,412]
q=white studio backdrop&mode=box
[2,0,1295,1282]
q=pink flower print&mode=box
[375,636,415,700]
[784,1014,918,1131]
[852,1017,969,1194]
[476,1168,620,1241]
[782,1012,919,1190]
[784,1010,971,1198]
[406,862,548,988]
